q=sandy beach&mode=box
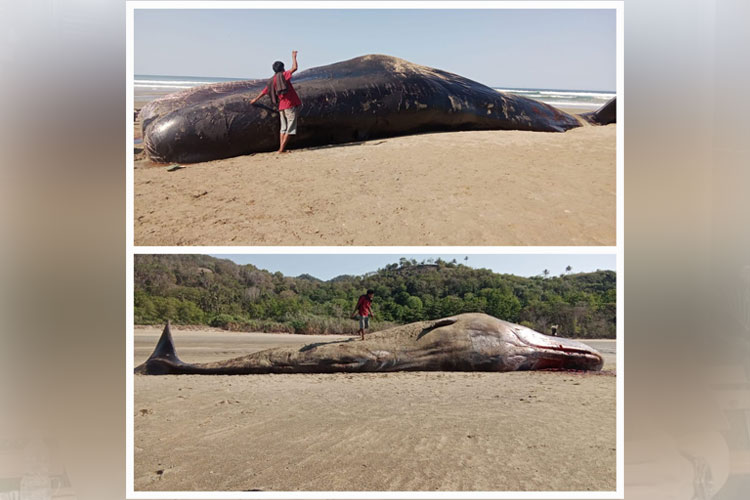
[134,327,616,492]
[134,107,615,246]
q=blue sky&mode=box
[208,254,616,281]
[135,9,616,90]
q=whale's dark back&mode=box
[141,55,582,163]
[581,97,616,125]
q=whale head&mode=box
[420,313,604,371]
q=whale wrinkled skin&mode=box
[135,313,604,375]
[140,54,583,163]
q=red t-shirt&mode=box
[260,70,302,110]
[356,295,373,317]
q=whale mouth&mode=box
[511,328,604,370]
[532,342,599,357]
[540,344,604,370]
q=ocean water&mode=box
[135,75,614,110]
[494,88,615,110]
[134,74,240,101]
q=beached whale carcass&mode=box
[580,97,616,125]
[135,313,604,375]
[139,55,582,163]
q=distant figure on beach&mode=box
[249,50,302,153]
[352,289,375,340]
[551,325,559,337]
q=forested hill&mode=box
[134,255,616,338]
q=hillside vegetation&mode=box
[134,255,616,338]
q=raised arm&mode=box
[289,50,298,74]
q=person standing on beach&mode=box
[351,290,375,341]
[249,50,302,153]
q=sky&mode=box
[208,254,616,281]
[135,8,616,91]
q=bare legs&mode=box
[278,133,291,153]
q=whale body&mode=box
[135,313,604,375]
[140,55,583,163]
[581,97,616,125]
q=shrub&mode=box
[210,314,237,328]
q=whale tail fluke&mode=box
[150,320,180,361]
[580,97,616,125]
[135,320,186,374]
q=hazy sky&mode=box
[207,254,616,281]
[135,9,616,90]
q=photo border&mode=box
[126,2,624,498]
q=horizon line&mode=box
[134,74,616,94]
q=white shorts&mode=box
[279,107,298,135]
[356,315,370,330]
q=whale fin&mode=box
[147,320,183,363]
[431,318,458,328]
[417,317,459,339]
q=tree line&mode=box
[134,255,616,338]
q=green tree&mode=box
[134,255,616,338]
[404,295,424,322]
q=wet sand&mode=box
[134,328,616,492]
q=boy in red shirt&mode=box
[249,50,302,153]
[351,290,375,340]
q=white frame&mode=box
[126,1,624,498]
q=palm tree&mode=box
[543,269,550,279]
[565,265,572,275]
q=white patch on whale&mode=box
[469,333,502,353]
[448,95,462,111]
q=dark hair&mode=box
[366,289,374,295]
[272,61,285,73]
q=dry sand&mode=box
[134,110,615,246]
[134,328,616,492]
